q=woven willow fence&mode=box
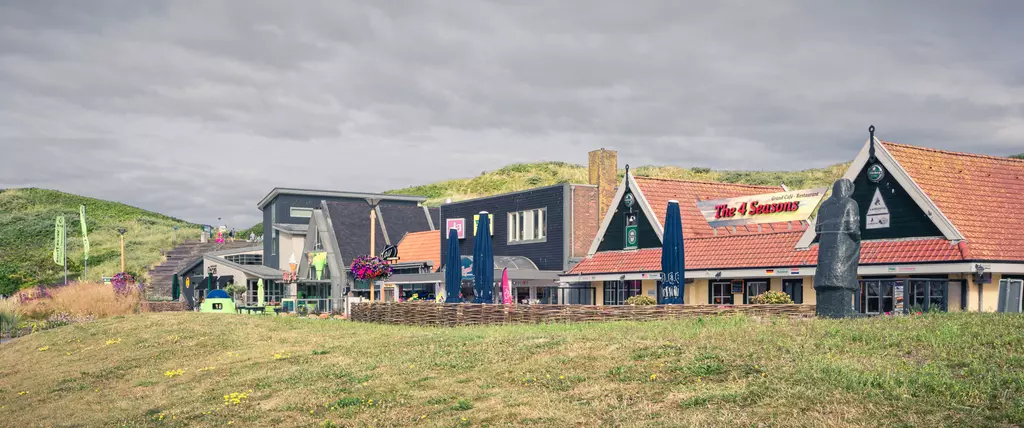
[350,302,815,326]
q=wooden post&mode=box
[120,233,126,273]
[369,208,376,302]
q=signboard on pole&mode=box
[53,216,66,266]
[446,218,466,239]
[696,188,827,228]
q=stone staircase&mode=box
[147,240,256,299]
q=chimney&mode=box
[588,148,618,218]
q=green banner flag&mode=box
[53,216,66,266]
[80,205,89,260]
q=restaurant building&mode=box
[561,138,1024,313]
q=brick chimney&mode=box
[588,148,618,218]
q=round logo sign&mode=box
[626,228,638,245]
[624,193,635,207]
[867,164,885,183]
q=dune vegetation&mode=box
[0,312,1021,427]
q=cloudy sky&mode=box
[1,1,1021,227]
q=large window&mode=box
[247,280,283,305]
[745,280,768,303]
[908,279,947,312]
[225,253,263,265]
[508,208,547,243]
[710,281,733,305]
[399,284,435,301]
[560,286,595,305]
[603,280,641,305]
[290,207,313,218]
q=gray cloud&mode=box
[1,0,1022,228]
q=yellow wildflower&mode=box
[650,373,657,381]
[37,346,49,351]
[558,375,565,380]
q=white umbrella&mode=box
[257,278,265,307]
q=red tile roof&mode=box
[633,177,798,238]
[396,231,441,272]
[882,141,1024,261]
[568,232,963,275]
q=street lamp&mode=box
[117,228,128,273]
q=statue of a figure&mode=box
[814,179,862,318]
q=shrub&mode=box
[749,290,794,305]
[625,295,656,306]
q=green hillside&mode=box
[0,188,199,293]
[1012,153,1024,159]
[388,162,851,206]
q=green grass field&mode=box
[0,312,1021,427]
[0,188,199,292]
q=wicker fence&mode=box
[350,302,815,327]
[143,301,187,312]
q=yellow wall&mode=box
[592,281,603,306]
[642,280,658,300]
[688,279,708,305]
[981,274,1000,312]
[801,276,816,305]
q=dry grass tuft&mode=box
[16,282,143,319]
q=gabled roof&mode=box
[325,200,434,265]
[568,232,963,275]
[396,231,441,271]
[257,187,426,209]
[882,142,1024,261]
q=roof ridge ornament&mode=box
[868,125,876,162]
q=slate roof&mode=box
[325,200,433,264]
[882,141,1024,261]
[396,230,441,271]
[568,233,964,275]
[632,177,794,238]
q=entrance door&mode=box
[999,279,1024,313]
[782,279,803,304]
[948,280,963,312]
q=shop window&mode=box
[561,286,595,305]
[604,280,641,305]
[247,280,283,304]
[508,208,547,243]
[710,281,733,305]
[399,284,435,301]
[537,287,556,304]
[908,279,947,312]
[745,280,768,304]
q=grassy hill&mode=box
[0,188,199,293]
[0,312,1021,426]
[388,162,851,206]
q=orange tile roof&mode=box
[633,177,797,238]
[882,141,1024,261]
[568,232,963,275]
[396,230,441,271]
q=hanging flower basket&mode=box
[350,255,393,280]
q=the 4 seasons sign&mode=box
[624,212,639,250]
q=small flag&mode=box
[80,205,89,260]
[53,216,66,266]
[790,268,800,275]
[765,269,775,275]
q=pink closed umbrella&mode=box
[501,268,512,305]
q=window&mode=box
[745,280,768,304]
[560,286,595,305]
[272,230,278,256]
[603,280,641,305]
[290,207,313,218]
[313,229,323,251]
[710,281,733,305]
[908,279,947,312]
[225,253,263,265]
[246,280,283,304]
[782,279,803,304]
[399,284,435,301]
[508,208,547,243]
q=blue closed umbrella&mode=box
[472,212,494,304]
[660,200,685,304]
[444,228,462,303]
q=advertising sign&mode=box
[473,213,494,236]
[894,283,905,313]
[696,188,827,228]
[624,212,639,250]
[53,216,65,266]
[446,218,466,239]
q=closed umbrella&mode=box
[501,268,512,305]
[257,278,265,306]
[444,228,462,303]
[660,200,685,304]
[171,274,180,301]
[472,212,494,304]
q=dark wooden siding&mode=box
[597,181,661,252]
[440,186,566,272]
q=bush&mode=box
[749,290,794,304]
[625,295,657,305]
